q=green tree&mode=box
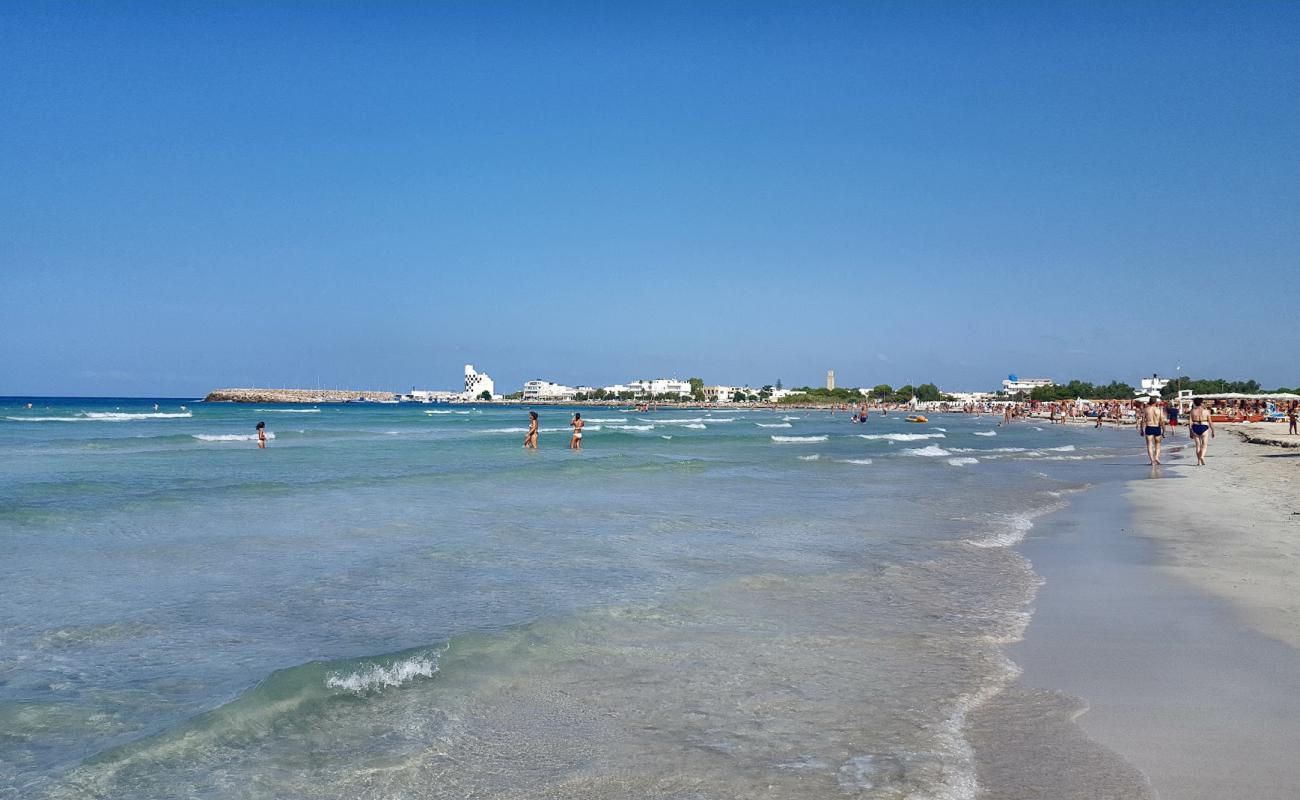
[688,377,704,395]
[870,384,893,398]
[732,391,748,403]
[915,383,941,402]
[478,390,492,401]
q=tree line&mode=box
[1027,377,1295,402]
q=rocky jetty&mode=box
[203,388,396,403]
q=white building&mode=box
[630,378,692,396]
[603,378,692,397]
[702,386,735,403]
[1001,376,1053,395]
[522,379,577,401]
[463,364,495,400]
[768,387,800,402]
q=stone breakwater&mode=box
[204,388,396,403]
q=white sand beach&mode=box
[993,423,1300,800]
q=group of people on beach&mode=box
[522,411,585,450]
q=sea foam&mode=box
[192,432,276,442]
[903,445,952,457]
[771,435,828,443]
[326,654,438,695]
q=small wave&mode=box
[932,426,947,432]
[948,457,979,466]
[326,654,438,695]
[858,433,945,441]
[756,422,792,428]
[606,424,654,431]
[797,454,820,461]
[965,501,1067,548]
[903,445,952,457]
[700,417,736,423]
[192,433,277,442]
[84,412,192,421]
[1047,444,1076,452]
[838,458,873,465]
[771,435,827,443]
[660,435,672,440]
[681,423,706,429]
[782,416,800,421]
[582,418,628,423]
[258,408,320,413]
[6,411,193,422]
[425,410,453,414]
[973,431,997,437]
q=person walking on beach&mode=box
[524,411,539,449]
[256,421,267,449]
[1188,398,1214,466]
[1289,401,1298,435]
[1138,400,1165,465]
[569,412,584,450]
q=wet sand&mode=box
[986,433,1300,798]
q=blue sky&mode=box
[2,2,1297,395]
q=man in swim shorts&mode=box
[1138,399,1165,465]
[1188,398,1214,466]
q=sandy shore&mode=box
[1128,424,1300,648]
[984,424,1300,799]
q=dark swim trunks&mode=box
[1191,423,1209,436]
[1144,426,1163,437]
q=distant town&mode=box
[393,365,1223,406]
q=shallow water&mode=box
[0,399,1134,798]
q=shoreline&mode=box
[981,425,1300,798]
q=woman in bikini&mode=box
[1288,401,1298,435]
[256,421,267,449]
[524,411,539,449]
[1188,398,1213,466]
[569,412,584,450]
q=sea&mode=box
[0,398,1137,799]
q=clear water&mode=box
[0,399,1133,799]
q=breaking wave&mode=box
[857,433,945,441]
[903,445,952,457]
[192,433,276,442]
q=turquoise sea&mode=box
[0,398,1135,799]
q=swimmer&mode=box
[569,412,584,450]
[256,420,267,449]
[1188,398,1213,466]
[524,411,539,449]
[1138,400,1165,465]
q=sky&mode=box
[2,2,1297,396]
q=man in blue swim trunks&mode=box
[1138,399,1166,465]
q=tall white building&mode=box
[463,364,495,399]
[522,379,576,401]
